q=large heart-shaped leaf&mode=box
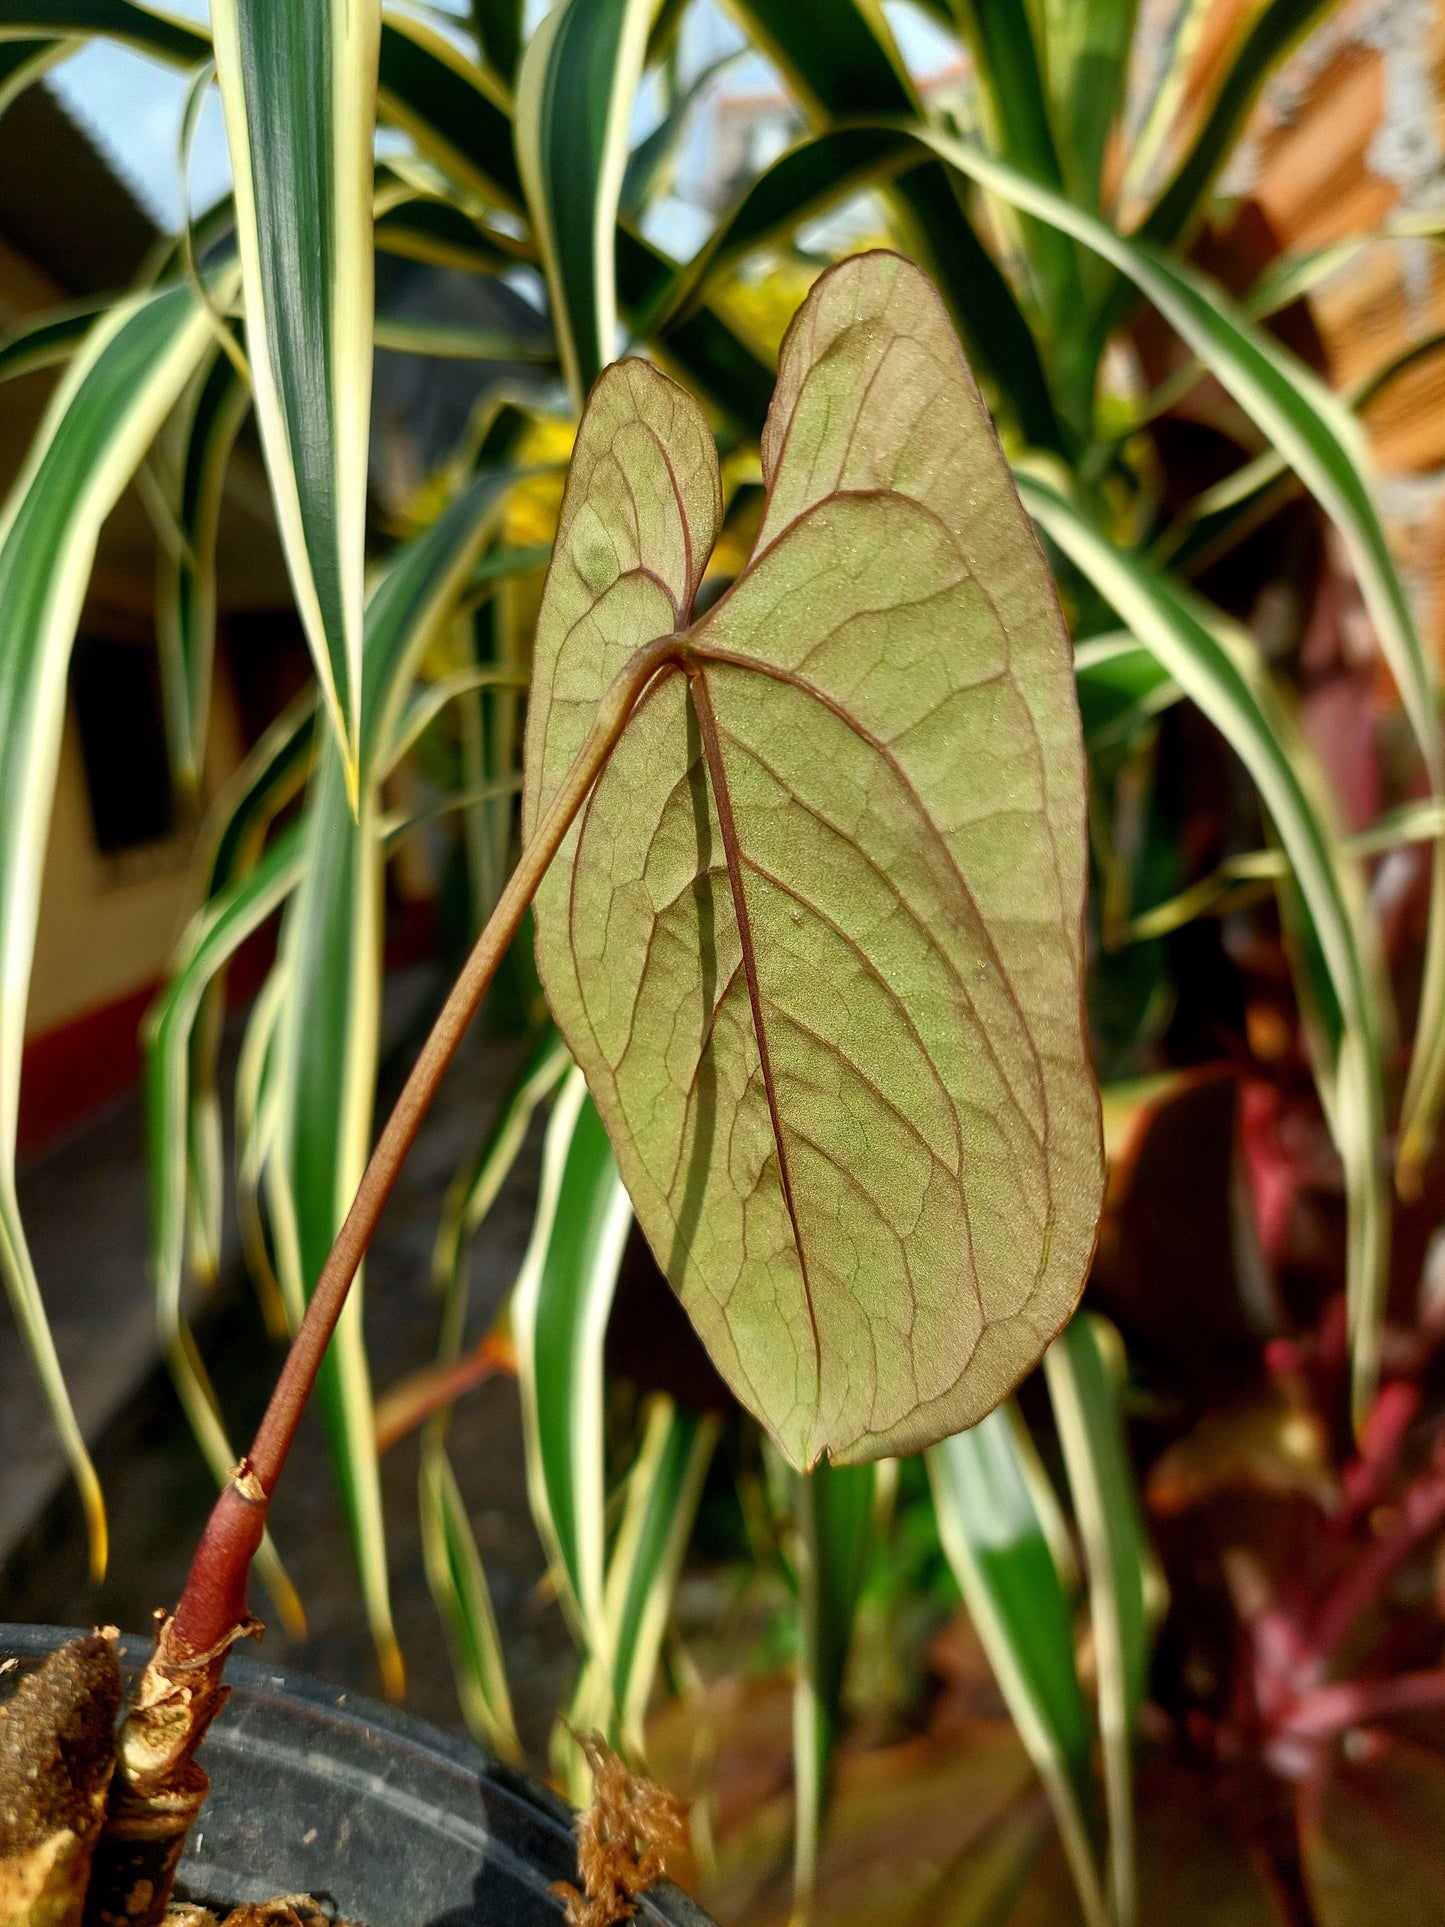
[523,250,1102,1469]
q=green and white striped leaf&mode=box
[1074,632,1181,753]
[145,826,302,1393]
[0,0,204,57]
[369,11,776,433]
[421,1025,568,1761]
[602,1397,718,1755]
[0,299,107,385]
[620,50,739,223]
[513,1068,631,1651]
[210,0,380,793]
[0,280,215,1578]
[515,0,653,406]
[257,475,515,1692]
[565,1394,719,1777]
[1045,1314,1158,1927]
[0,33,74,113]
[1019,473,1392,1420]
[1138,0,1335,249]
[948,0,1084,339]
[266,738,398,1688]
[729,0,1066,452]
[1048,0,1138,211]
[420,1440,521,1761]
[929,1403,1107,1927]
[143,824,305,1633]
[156,349,251,793]
[792,1457,875,1904]
[433,1024,570,1305]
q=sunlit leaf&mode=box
[525,251,1103,1470]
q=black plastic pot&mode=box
[1,1626,716,1927]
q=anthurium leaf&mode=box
[524,250,1103,1471]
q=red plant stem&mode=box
[1279,1669,1445,1740]
[1309,1446,1445,1667]
[1336,1379,1422,1533]
[170,635,685,1660]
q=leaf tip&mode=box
[80,1459,108,1584]
[1395,1127,1429,1204]
[377,1629,406,1703]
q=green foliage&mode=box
[0,3,1435,1921]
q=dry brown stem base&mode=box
[163,1895,359,1927]
[552,1737,688,1927]
[0,1633,122,1927]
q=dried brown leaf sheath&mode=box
[84,1614,258,1927]
[0,1633,122,1927]
[552,1737,688,1927]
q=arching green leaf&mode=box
[515,0,654,405]
[0,281,215,1578]
[929,1402,1107,1927]
[210,0,380,793]
[156,350,251,794]
[513,1067,633,1651]
[524,251,1103,1470]
[793,1457,875,1902]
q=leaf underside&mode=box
[524,251,1102,1470]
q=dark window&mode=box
[70,633,175,854]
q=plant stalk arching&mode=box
[87,633,686,1927]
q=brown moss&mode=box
[552,1737,688,1927]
